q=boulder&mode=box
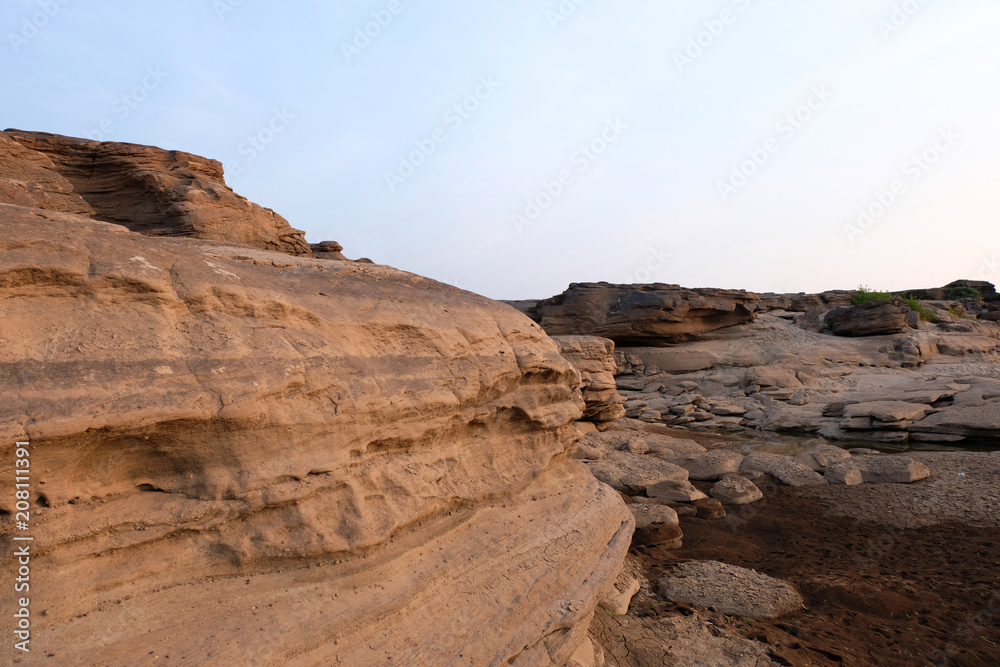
[793,444,852,471]
[824,299,910,336]
[825,455,931,484]
[741,452,828,487]
[629,503,680,528]
[599,558,644,616]
[669,450,745,481]
[646,479,708,502]
[692,497,727,520]
[844,401,932,423]
[521,282,759,345]
[0,174,630,665]
[3,129,311,256]
[552,335,627,423]
[658,561,804,619]
[709,476,764,505]
[587,451,690,494]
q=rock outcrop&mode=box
[552,335,626,424]
[824,299,910,337]
[2,129,311,255]
[0,137,632,665]
[512,283,760,345]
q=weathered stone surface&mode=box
[692,497,727,520]
[0,199,631,665]
[824,299,910,336]
[659,561,804,619]
[793,444,852,471]
[520,282,759,345]
[587,451,690,493]
[844,401,933,423]
[825,455,932,484]
[669,450,745,481]
[0,133,94,215]
[3,130,311,255]
[633,522,684,549]
[741,452,828,487]
[599,558,643,616]
[646,479,708,502]
[824,465,865,485]
[629,503,680,528]
[710,476,764,505]
[553,335,627,423]
[909,401,1000,438]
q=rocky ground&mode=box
[580,429,1000,666]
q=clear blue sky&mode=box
[3,1,999,299]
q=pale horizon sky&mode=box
[3,1,999,300]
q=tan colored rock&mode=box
[710,476,764,505]
[669,450,745,481]
[599,558,644,616]
[553,335,627,423]
[844,401,932,422]
[646,479,708,502]
[741,451,828,487]
[825,455,932,484]
[587,451,690,494]
[3,130,311,255]
[793,443,853,471]
[659,561,804,619]
[0,201,631,665]
[629,503,680,529]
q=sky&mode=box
[2,0,999,300]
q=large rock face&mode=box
[515,283,760,345]
[824,299,910,337]
[0,146,631,664]
[2,129,310,256]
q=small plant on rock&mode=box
[851,286,892,305]
[905,296,936,321]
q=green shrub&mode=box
[948,307,971,320]
[851,286,893,305]
[905,296,935,322]
[944,286,983,301]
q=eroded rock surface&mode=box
[553,335,626,424]
[2,129,311,255]
[0,185,631,663]
[513,283,760,345]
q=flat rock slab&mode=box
[742,451,828,487]
[793,444,853,471]
[669,451,745,481]
[845,401,932,423]
[629,503,680,528]
[646,479,708,502]
[658,561,804,619]
[909,401,1000,437]
[825,455,932,484]
[587,451,689,493]
[710,476,764,505]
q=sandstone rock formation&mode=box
[824,299,910,337]
[2,129,311,255]
[552,335,626,424]
[659,561,804,619]
[0,137,633,665]
[512,283,760,345]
